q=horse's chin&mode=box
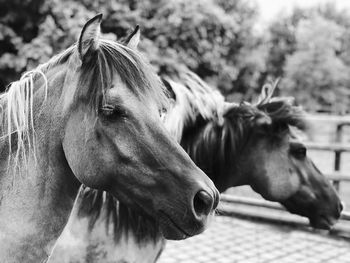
[157,211,192,240]
[309,216,337,230]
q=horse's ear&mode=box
[257,78,280,104]
[78,14,103,61]
[125,25,140,50]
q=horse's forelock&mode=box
[257,98,308,132]
[77,40,168,111]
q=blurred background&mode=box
[1,0,350,114]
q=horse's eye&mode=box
[292,146,307,159]
[99,105,126,119]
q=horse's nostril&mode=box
[339,202,344,213]
[193,190,213,217]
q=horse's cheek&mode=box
[62,124,94,185]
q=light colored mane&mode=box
[0,46,75,172]
[163,70,225,142]
[0,70,48,172]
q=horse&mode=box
[0,15,220,262]
[163,71,342,227]
[49,70,342,262]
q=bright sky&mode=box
[255,0,350,24]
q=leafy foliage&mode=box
[283,15,350,113]
[267,6,350,113]
[0,0,350,113]
[0,0,259,94]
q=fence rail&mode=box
[220,194,350,221]
[305,142,350,152]
[325,172,350,182]
[305,114,350,123]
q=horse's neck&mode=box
[0,74,80,263]
[50,219,165,263]
[49,195,165,263]
[47,195,93,263]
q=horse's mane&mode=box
[0,39,167,173]
[255,81,307,131]
[0,70,48,171]
[162,70,225,142]
[76,185,161,243]
[76,72,308,243]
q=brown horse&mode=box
[0,16,219,262]
[49,70,342,262]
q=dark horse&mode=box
[0,16,219,262]
[50,69,342,262]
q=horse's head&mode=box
[222,87,342,229]
[280,140,343,229]
[163,75,342,229]
[59,15,219,239]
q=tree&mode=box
[265,7,308,80]
[0,0,262,100]
[282,15,350,113]
[0,0,96,89]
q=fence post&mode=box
[333,124,343,191]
